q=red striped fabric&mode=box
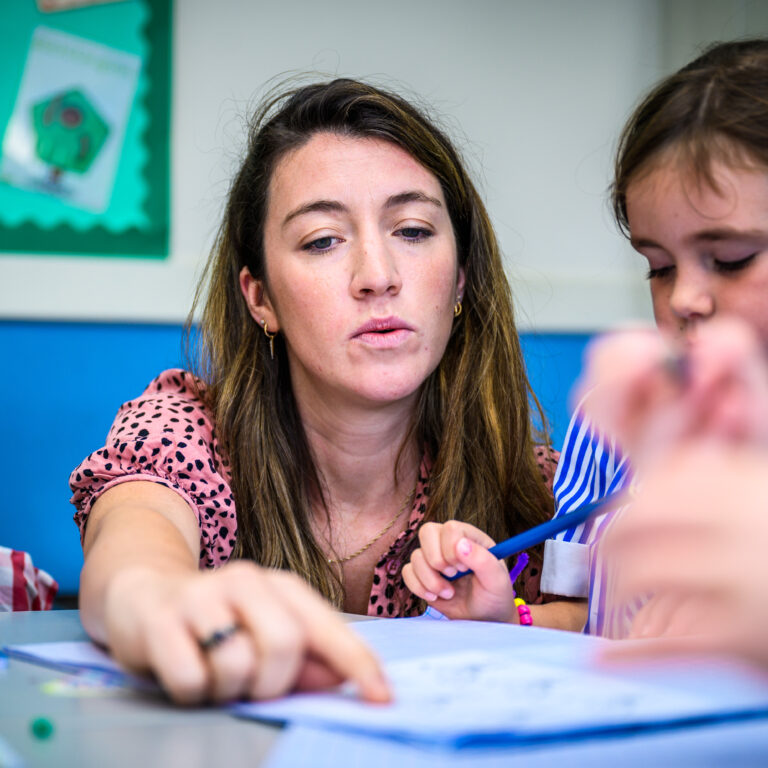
[1,547,58,611]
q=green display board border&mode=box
[0,0,171,258]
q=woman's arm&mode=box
[80,481,201,645]
[80,481,390,705]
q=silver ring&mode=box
[198,623,240,651]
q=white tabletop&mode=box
[3,610,768,768]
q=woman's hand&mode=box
[102,561,390,705]
[402,521,517,622]
[81,482,390,706]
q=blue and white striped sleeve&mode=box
[540,402,629,598]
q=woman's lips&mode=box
[352,317,414,348]
[354,328,413,348]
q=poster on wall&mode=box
[2,27,141,214]
[0,0,170,258]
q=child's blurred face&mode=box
[625,157,768,349]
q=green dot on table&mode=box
[30,716,54,740]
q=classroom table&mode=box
[2,610,768,768]
[0,610,287,768]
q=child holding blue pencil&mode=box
[404,38,768,638]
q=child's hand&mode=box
[599,445,768,670]
[402,521,517,622]
[575,318,768,464]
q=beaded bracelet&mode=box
[508,552,533,626]
[514,597,533,626]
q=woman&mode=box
[70,78,560,704]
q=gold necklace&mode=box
[327,487,415,565]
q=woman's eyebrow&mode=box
[283,200,346,228]
[282,191,442,229]
[385,191,442,209]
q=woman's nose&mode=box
[350,235,402,297]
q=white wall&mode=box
[2,0,766,329]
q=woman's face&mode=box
[625,157,768,348]
[244,132,464,412]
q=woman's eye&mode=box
[397,227,433,242]
[714,253,757,273]
[646,265,674,280]
[303,236,339,253]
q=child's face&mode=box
[626,158,768,349]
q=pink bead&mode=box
[517,604,532,626]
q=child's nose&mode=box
[669,268,715,324]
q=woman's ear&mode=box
[239,266,279,331]
[456,266,466,303]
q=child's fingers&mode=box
[400,561,427,600]
[576,329,687,457]
[678,319,768,444]
[624,593,686,640]
[452,537,511,598]
[598,634,725,667]
[607,534,718,606]
[418,521,495,578]
[438,521,496,575]
[416,522,458,576]
[402,550,451,602]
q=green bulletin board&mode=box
[0,0,171,257]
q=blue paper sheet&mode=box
[265,721,768,768]
[232,618,768,748]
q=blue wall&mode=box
[0,320,590,597]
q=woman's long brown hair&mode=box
[186,78,552,608]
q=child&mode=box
[404,38,768,636]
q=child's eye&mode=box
[302,236,341,253]
[645,265,674,280]
[714,253,757,273]
[396,227,433,242]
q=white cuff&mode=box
[540,539,590,598]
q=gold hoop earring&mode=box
[262,320,277,360]
[453,300,462,318]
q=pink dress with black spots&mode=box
[70,369,559,617]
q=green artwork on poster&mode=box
[0,0,170,257]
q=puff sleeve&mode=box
[69,369,237,568]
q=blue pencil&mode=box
[447,490,622,582]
